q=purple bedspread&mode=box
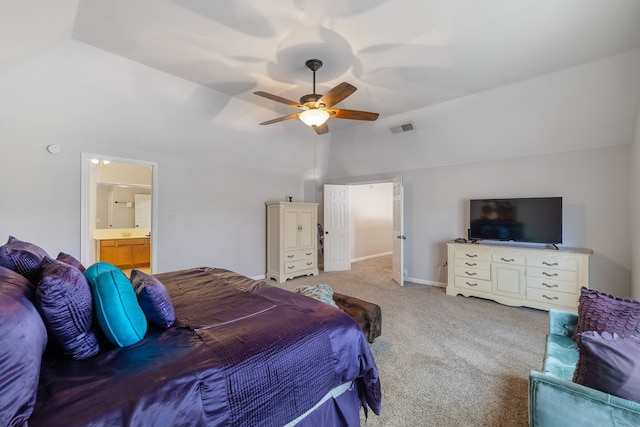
[30,268,381,426]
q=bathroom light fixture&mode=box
[299,109,330,127]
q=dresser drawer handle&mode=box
[542,272,558,277]
[465,282,478,287]
[465,254,478,258]
[542,283,559,288]
[287,255,295,259]
[305,252,312,256]
[542,294,559,301]
[287,265,295,270]
[542,261,559,266]
[500,258,515,262]
[306,262,313,266]
[464,271,477,276]
[465,262,477,266]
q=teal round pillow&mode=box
[91,269,147,347]
[84,261,120,286]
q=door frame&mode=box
[323,178,403,280]
[80,153,159,271]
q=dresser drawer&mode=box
[492,253,525,266]
[455,249,491,262]
[454,267,491,281]
[527,266,577,283]
[527,277,577,294]
[285,259,317,273]
[527,257,577,271]
[527,288,578,308]
[454,276,492,293]
[455,258,490,271]
[284,249,315,262]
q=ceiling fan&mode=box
[254,59,379,135]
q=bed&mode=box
[28,267,381,426]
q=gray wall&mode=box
[323,50,640,297]
[329,145,631,296]
[1,36,639,298]
[0,127,303,278]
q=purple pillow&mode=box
[0,236,49,284]
[0,293,48,427]
[56,251,86,272]
[130,269,175,328]
[0,265,36,301]
[573,287,640,341]
[36,256,100,360]
[574,331,640,403]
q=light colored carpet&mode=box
[281,255,548,427]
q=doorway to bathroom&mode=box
[80,153,158,272]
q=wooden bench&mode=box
[333,292,382,343]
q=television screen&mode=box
[469,197,562,244]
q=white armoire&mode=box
[266,201,319,283]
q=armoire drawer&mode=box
[285,259,317,273]
[284,249,315,262]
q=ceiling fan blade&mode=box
[313,122,329,135]
[327,108,379,121]
[254,91,305,109]
[259,113,300,125]
[316,82,357,108]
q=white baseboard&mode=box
[406,277,446,287]
[351,252,393,263]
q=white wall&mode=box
[328,145,631,296]
[349,183,393,260]
[0,40,312,278]
[323,50,640,297]
[327,50,640,178]
[0,126,304,278]
[631,99,640,300]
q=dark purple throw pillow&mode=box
[0,293,48,427]
[0,265,36,301]
[36,256,100,360]
[0,236,49,284]
[573,287,640,341]
[56,251,86,272]
[130,269,175,328]
[574,331,640,403]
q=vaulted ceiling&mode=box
[4,0,640,135]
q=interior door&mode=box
[324,184,351,272]
[392,178,405,286]
[134,194,152,228]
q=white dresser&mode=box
[446,242,592,311]
[266,201,319,283]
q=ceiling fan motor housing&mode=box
[300,93,323,108]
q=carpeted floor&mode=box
[280,255,549,426]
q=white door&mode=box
[392,178,405,286]
[324,184,351,272]
[134,194,152,228]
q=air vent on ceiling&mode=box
[390,121,415,134]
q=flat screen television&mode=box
[469,197,562,244]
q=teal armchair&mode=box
[529,309,640,427]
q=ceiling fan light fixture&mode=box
[299,109,330,127]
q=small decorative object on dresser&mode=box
[266,201,319,283]
[446,242,592,311]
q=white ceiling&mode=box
[67,0,640,124]
[2,0,640,136]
